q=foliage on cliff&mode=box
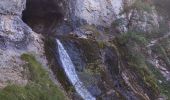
[0,54,65,100]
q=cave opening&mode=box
[22,0,65,34]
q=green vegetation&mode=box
[122,0,152,14]
[153,45,170,67]
[126,48,159,94]
[81,25,100,36]
[115,31,159,98]
[0,54,65,100]
[85,60,103,76]
[149,38,170,98]
[111,18,125,28]
[115,30,170,98]
[118,32,148,45]
[147,63,170,99]
[98,41,106,49]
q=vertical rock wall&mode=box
[0,0,45,88]
[70,0,123,27]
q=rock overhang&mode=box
[22,0,67,34]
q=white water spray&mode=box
[56,39,96,100]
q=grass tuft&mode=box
[0,53,66,100]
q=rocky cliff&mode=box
[0,0,44,88]
[0,0,170,100]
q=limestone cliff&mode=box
[0,0,170,100]
[0,0,45,88]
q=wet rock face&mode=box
[45,36,157,99]
[51,37,106,99]
[60,39,86,71]
[104,47,119,75]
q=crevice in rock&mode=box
[22,0,66,34]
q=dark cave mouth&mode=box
[22,0,66,34]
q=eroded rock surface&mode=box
[71,0,124,27]
[0,0,45,88]
[0,0,26,15]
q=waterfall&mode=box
[56,39,96,100]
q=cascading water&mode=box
[56,39,96,100]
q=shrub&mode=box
[147,63,170,99]
[118,32,148,45]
